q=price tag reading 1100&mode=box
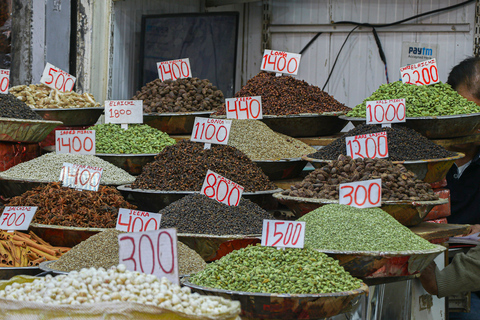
[191,117,232,146]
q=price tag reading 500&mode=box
[55,130,95,155]
[0,206,37,231]
[346,132,388,159]
[225,96,262,120]
[261,220,305,249]
[40,62,76,92]
[261,50,301,75]
[157,58,191,82]
[59,163,103,192]
[191,117,232,145]
[116,208,162,233]
[0,69,10,94]
[200,170,244,206]
[339,179,382,208]
[400,58,439,86]
[366,99,406,125]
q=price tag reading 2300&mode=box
[200,170,244,206]
[339,179,382,208]
[191,117,232,145]
[261,220,305,249]
[400,58,439,86]
[59,163,103,192]
[346,132,388,159]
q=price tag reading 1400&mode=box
[400,58,439,86]
[261,50,301,75]
[55,130,95,155]
[40,62,76,92]
[366,99,406,125]
[59,163,103,192]
[226,96,262,120]
[346,132,388,160]
[201,170,244,206]
[339,179,382,208]
[0,207,37,231]
[157,58,191,82]
[261,220,305,249]
[191,117,232,145]
[0,69,10,94]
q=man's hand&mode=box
[467,224,480,236]
[419,261,439,296]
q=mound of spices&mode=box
[6,182,136,228]
[133,78,224,113]
[347,81,480,117]
[131,140,276,192]
[0,93,43,120]
[298,204,438,251]
[309,124,455,161]
[0,153,135,185]
[191,244,362,294]
[160,194,274,235]
[228,119,316,160]
[215,72,350,115]
[9,84,101,109]
[88,123,176,154]
[282,155,438,201]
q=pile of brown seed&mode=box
[282,155,438,201]
[132,78,224,113]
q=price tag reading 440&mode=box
[55,130,95,155]
[261,220,305,249]
[157,58,191,82]
[0,207,37,230]
[59,163,103,192]
[225,96,262,120]
[191,117,232,145]
[105,100,143,124]
[116,208,162,233]
[366,99,406,125]
[0,69,10,94]
[339,179,382,208]
[118,228,178,284]
[262,50,301,75]
[346,132,388,159]
[40,62,76,92]
[200,170,244,206]
[400,58,439,86]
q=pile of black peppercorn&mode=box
[0,93,43,120]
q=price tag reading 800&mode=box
[0,69,10,94]
[191,117,232,145]
[366,99,406,125]
[261,50,301,75]
[118,228,178,284]
[225,96,262,120]
[40,62,76,92]
[59,163,103,192]
[0,207,37,230]
[261,220,305,249]
[345,132,388,160]
[339,179,382,208]
[400,58,439,86]
[157,58,191,82]
[105,100,143,124]
[55,130,95,155]
[200,170,244,206]
[116,208,162,233]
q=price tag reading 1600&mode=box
[200,170,244,206]
[345,132,388,160]
[0,206,38,230]
[261,220,305,249]
[339,179,382,208]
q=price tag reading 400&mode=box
[345,132,388,160]
[0,207,37,230]
[225,96,262,120]
[191,117,232,145]
[366,99,406,125]
[118,228,179,284]
[0,69,10,94]
[59,163,103,192]
[261,50,301,75]
[157,58,191,82]
[339,179,382,208]
[40,62,76,92]
[116,208,162,233]
[55,130,95,155]
[400,58,439,86]
[105,100,143,124]
[201,170,244,206]
[261,220,305,249]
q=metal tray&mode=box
[0,267,41,280]
[38,260,68,276]
[0,117,62,143]
[340,113,480,139]
[117,185,283,212]
[254,158,308,180]
[302,152,464,184]
[182,277,368,320]
[29,223,108,247]
[143,111,213,134]
[33,107,103,126]
[273,193,448,226]
[95,153,157,175]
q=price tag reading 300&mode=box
[116,208,162,233]
[55,130,95,155]
[261,50,301,75]
[0,207,37,230]
[200,170,244,206]
[366,99,406,125]
[346,132,388,160]
[105,100,143,124]
[59,163,103,192]
[0,69,10,94]
[400,58,439,86]
[40,62,76,92]
[261,220,305,249]
[339,179,382,208]
[191,117,232,145]
[225,96,262,120]
[157,58,191,82]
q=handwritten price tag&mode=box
[0,69,10,94]
[225,96,262,119]
[118,228,178,284]
[191,117,232,145]
[157,58,191,82]
[0,207,37,230]
[339,179,382,208]
[55,130,95,155]
[116,208,162,233]
[261,220,305,248]
[105,100,143,124]
[261,50,301,75]
[366,99,406,125]
[200,170,244,206]
[400,58,439,86]
[59,162,103,192]
[346,132,388,159]
[40,62,76,92]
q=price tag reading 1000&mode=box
[366,99,406,125]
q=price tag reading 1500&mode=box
[366,99,406,125]
[261,220,305,249]
[191,117,232,145]
[346,132,388,159]
[200,170,244,206]
[0,206,37,230]
[339,179,382,208]
[400,58,439,86]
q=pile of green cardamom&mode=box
[347,81,480,117]
[88,123,176,154]
[190,244,362,294]
[298,204,438,252]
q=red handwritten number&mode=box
[139,235,155,274]
[340,185,355,205]
[55,74,65,90]
[172,63,181,80]
[119,236,137,270]
[250,99,261,119]
[1,213,9,226]
[144,218,158,231]
[397,103,406,121]
[385,104,395,122]
[292,224,302,245]
[0,76,9,92]
[272,222,285,246]
[84,137,94,152]
[265,222,270,246]
[368,183,381,205]
[205,124,215,140]
[181,61,190,77]
[7,213,15,226]
[354,185,367,206]
[157,231,174,273]
[45,68,57,84]
[64,77,75,92]
[72,136,82,152]
[228,187,241,206]
[216,180,228,202]
[287,58,298,73]
[422,67,431,85]
[216,125,228,142]
[378,135,388,157]
[430,65,439,82]
[283,223,293,245]
[89,171,101,188]
[203,173,216,198]
[365,137,377,159]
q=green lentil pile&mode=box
[228,120,316,160]
[88,123,176,154]
[160,194,274,235]
[298,204,438,251]
[191,244,362,294]
[0,93,43,120]
[347,81,480,117]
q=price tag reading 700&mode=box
[261,50,301,75]
[366,99,406,125]
[345,132,388,160]
[157,58,191,82]
[225,96,262,120]
[40,62,76,92]
[59,163,103,192]
[191,117,232,145]
[0,69,10,94]
[400,58,439,86]
[55,130,95,155]
[200,170,244,206]
[339,179,382,208]
[261,220,305,249]
[0,207,38,230]
[116,208,162,233]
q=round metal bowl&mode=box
[28,223,108,247]
[253,158,308,180]
[302,152,464,184]
[117,185,283,212]
[272,193,448,226]
[33,107,103,126]
[143,111,213,134]
[95,153,157,175]
[0,117,62,143]
[0,267,41,280]
[39,260,68,276]
[340,113,480,139]
[182,277,368,320]
[178,233,261,262]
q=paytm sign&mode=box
[408,46,433,56]
[401,42,437,67]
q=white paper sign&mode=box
[191,117,232,145]
[261,220,305,248]
[366,99,406,125]
[0,207,37,230]
[105,100,143,124]
[261,50,301,75]
[345,132,388,159]
[116,208,162,233]
[59,162,103,192]
[40,62,76,92]
[339,179,382,208]
[157,58,192,81]
[0,69,10,94]
[200,170,244,206]
[400,58,439,86]
[225,96,263,120]
[55,130,95,155]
